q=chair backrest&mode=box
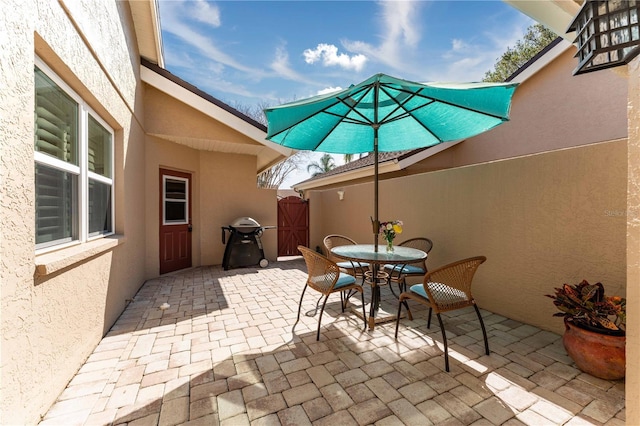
[398,237,433,269]
[422,256,486,312]
[298,245,340,295]
[323,234,357,263]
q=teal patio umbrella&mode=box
[265,73,518,250]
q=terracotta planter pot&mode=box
[563,318,625,380]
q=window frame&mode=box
[162,175,189,226]
[35,57,115,254]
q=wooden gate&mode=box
[277,196,309,256]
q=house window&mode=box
[34,60,114,251]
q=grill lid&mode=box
[230,217,261,228]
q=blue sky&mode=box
[158,0,536,187]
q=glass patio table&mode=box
[330,244,427,330]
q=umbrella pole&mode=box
[373,82,380,252]
[373,128,379,252]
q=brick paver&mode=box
[39,260,626,425]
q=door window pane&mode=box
[165,201,187,222]
[164,178,187,223]
[35,164,77,246]
[89,179,112,236]
[165,179,186,200]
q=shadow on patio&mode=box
[40,259,625,425]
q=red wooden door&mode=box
[277,196,309,256]
[159,169,192,274]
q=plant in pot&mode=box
[546,280,626,380]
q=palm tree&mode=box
[344,153,369,163]
[307,154,336,177]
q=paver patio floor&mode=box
[40,258,625,425]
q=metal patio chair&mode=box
[384,237,433,300]
[323,234,369,284]
[395,256,489,372]
[295,245,367,340]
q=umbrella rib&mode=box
[266,85,374,140]
[307,86,378,150]
[266,98,345,140]
[376,83,509,142]
[377,85,445,143]
[385,83,510,121]
[376,84,417,123]
[335,86,375,126]
[307,111,370,151]
[323,110,369,125]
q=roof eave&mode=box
[141,63,293,172]
[293,161,403,191]
[129,0,165,68]
[508,38,573,83]
[293,141,464,191]
[503,0,581,41]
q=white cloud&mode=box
[342,1,423,72]
[430,17,535,82]
[451,39,468,52]
[303,44,367,72]
[271,45,316,83]
[317,86,343,96]
[189,0,221,28]
[380,0,421,47]
[159,0,262,76]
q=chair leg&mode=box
[400,278,413,321]
[474,304,490,355]
[293,284,309,331]
[427,307,433,328]
[395,296,404,339]
[389,281,399,298]
[360,290,367,331]
[358,267,366,285]
[435,313,450,372]
[341,289,358,312]
[316,294,330,341]
[340,291,345,312]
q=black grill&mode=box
[221,217,274,270]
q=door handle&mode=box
[188,224,193,232]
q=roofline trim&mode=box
[396,140,463,169]
[293,160,402,191]
[507,38,573,83]
[150,0,165,68]
[293,140,464,191]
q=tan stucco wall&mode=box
[409,48,628,173]
[626,56,640,422]
[144,137,277,277]
[144,86,262,146]
[309,140,627,335]
[1,0,147,423]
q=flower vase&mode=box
[386,240,394,253]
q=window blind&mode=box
[34,68,78,246]
[34,63,114,249]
